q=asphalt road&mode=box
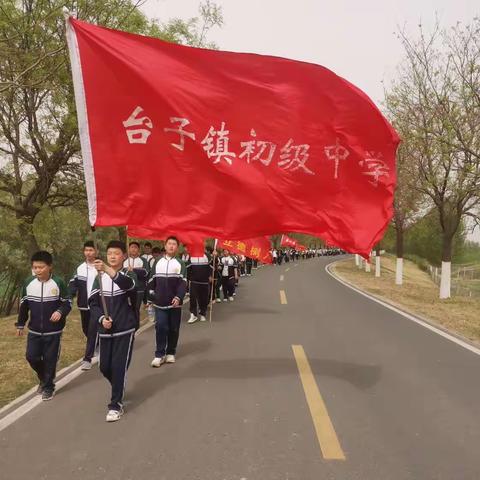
[1,256,480,480]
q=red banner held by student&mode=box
[217,237,273,264]
[66,17,400,258]
[280,235,298,248]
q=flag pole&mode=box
[91,226,110,321]
[126,226,132,269]
[209,239,218,323]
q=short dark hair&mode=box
[129,241,140,248]
[31,251,53,266]
[83,240,95,249]
[144,242,152,248]
[152,247,161,254]
[165,236,179,246]
[107,240,126,253]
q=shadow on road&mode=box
[127,355,381,412]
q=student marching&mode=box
[14,235,322,422]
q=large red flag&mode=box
[66,17,400,257]
[127,226,205,257]
[217,237,273,264]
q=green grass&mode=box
[0,312,85,408]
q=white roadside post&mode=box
[375,252,381,278]
[354,254,360,267]
[440,261,452,299]
[365,253,371,273]
[395,258,403,285]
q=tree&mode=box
[0,0,223,316]
[386,19,480,298]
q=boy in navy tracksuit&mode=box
[69,240,98,370]
[89,240,138,422]
[186,251,213,324]
[148,236,187,367]
[15,251,72,401]
[123,241,149,319]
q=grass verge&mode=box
[0,309,150,409]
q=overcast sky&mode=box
[140,0,480,241]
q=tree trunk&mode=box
[440,233,453,299]
[16,215,40,257]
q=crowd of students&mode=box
[14,237,276,423]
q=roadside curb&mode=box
[325,259,480,357]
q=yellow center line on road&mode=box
[291,345,346,461]
[280,290,288,304]
[280,275,285,282]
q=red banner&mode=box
[66,18,399,258]
[280,235,298,248]
[217,238,273,264]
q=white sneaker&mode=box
[187,314,198,324]
[216,298,221,303]
[229,297,234,302]
[166,355,176,364]
[223,298,228,302]
[106,409,123,422]
[233,292,237,296]
[81,361,92,371]
[151,357,165,368]
[199,315,207,322]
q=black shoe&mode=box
[36,384,44,395]
[42,390,55,401]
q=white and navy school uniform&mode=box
[69,261,97,362]
[148,256,187,358]
[89,269,137,412]
[220,256,237,299]
[16,275,72,394]
[123,256,148,314]
[245,256,254,276]
[186,254,213,317]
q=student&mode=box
[220,249,237,302]
[141,242,153,263]
[69,241,98,371]
[15,251,71,401]
[148,236,187,367]
[245,256,253,276]
[123,241,148,319]
[89,240,138,423]
[186,250,213,324]
[150,246,162,269]
[211,249,222,303]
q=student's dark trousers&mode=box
[155,308,182,357]
[26,332,62,393]
[246,263,253,275]
[80,309,98,362]
[99,331,135,411]
[134,291,144,321]
[221,276,235,298]
[190,282,209,317]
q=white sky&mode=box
[140,0,480,242]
